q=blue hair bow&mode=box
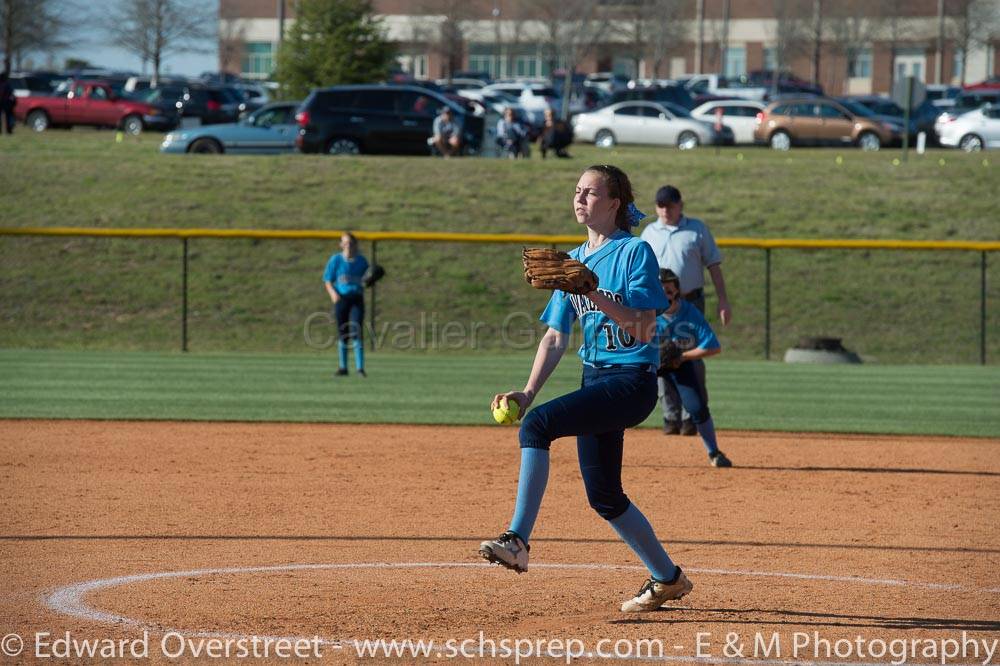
[626,202,646,227]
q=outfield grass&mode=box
[1,130,998,363]
[1,349,997,437]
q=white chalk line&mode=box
[42,562,995,665]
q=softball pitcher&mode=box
[481,165,693,613]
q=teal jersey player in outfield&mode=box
[323,245,369,298]
[323,233,369,377]
[480,165,696,614]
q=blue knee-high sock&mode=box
[337,341,348,370]
[696,418,719,456]
[608,504,677,582]
[353,339,364,371]
[508,448,549,543]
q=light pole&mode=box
[278,0,285,45]
[492,2,501,79]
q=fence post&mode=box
[764,247,771,360]
[982,251,987,366]
[370,240,377,351]
[181,237,189,353]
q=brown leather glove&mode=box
[658,339,685,376]
[522,248,598,295]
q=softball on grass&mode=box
[492,399,520,425]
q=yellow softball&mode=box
[492,399,520,425]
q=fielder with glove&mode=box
[656,268,731,467]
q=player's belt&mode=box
[683,288,704,301]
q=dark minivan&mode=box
[295,84,483,155]
[608,85,696,110]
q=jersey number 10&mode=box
[601,323,637,351]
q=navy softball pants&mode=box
[659,360,711,424]
[333,293,364,342]
[518,364,658,521]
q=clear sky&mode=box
[40,1,220,76]
[56,43,219,77]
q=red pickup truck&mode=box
[14,80,178,134]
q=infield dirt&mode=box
[2,421,998,663]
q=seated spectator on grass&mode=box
[496,107,529,159]
[539,108,573,159]
[432,107,462,157]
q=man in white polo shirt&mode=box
[641,185,732,436]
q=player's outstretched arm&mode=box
[682,346,721,363]
[491,327,568,417]
[586,291,657,343]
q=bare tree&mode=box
[945,0,1000,85]
[608,0,682,80]
[421,0,472,80]
[826,0,880,93]
[646,0,687,79]
[609,1,647,79]
[499,0,531,78]
[766,0,810,95]
[1,0,74,71]
[106,0,214,85]
[805,0,825,86]
[535,0,606,116]
[398,13,435,77]
[873,0,912,90]
[717,0,731,75]
[218,18,247,76]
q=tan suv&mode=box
[753,97,901,151]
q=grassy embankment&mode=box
[1,130,998,363]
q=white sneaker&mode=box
[479,530,529,573]
[620,569,693,612]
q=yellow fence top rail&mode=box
[1,227,998,252]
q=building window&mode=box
[763,47,777,72]
[514,55,539,78]
[953,48,964,80]
[398,54,428,78]
[468,54,500,78]
[241,42,273,80]
[848,48,872,78]
[540,56,568,78]
[612,57,637,79]
[469,43,505,79]
[470,43,557,79]
[723,47,746,77]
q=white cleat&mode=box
[479,530,529,573]
[620,569,693,612]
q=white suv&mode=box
[481,81,558,126]
[938,106,1000,151]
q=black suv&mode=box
[295,84,483,155]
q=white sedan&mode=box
[690,99,766,144]
[572,101,731,149]
[937,106,1000,151]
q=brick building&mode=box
[219,0,1000,94]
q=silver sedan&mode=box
[571,101,732,149]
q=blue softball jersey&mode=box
[323,253,369,297]
[656,300,721,352]
[540,230,669,368]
